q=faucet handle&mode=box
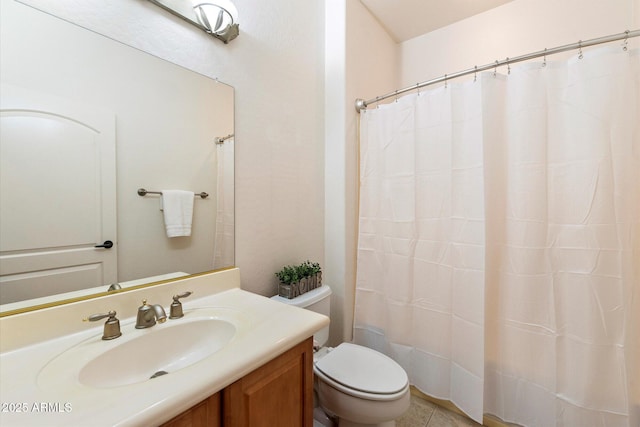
[169,291,193,319]
[173,291,193,301]
[84,310,122,340]
[85,310,117,322]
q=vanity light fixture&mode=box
[193,0,239,43]
[146,0,239,44]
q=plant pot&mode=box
[310,272,322,290]
[299,277,309,294]
[278,273,323,299]
[278,281,300,299]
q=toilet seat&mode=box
[314,343,409,401]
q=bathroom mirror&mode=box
[0,1,234,314]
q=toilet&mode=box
[271,285,410,427]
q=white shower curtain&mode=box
[354,46,639,427]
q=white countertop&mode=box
[0,270,328,426]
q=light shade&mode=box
[193,1,239,43]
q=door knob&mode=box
[95,240,114,249]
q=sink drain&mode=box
[150,370,169,379]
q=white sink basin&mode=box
[38,309,242,391]
[80,319,235,388]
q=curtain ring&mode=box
[542,48,547,67]
[493,60,498,77]
[623,30,629,51]
[474,66,478,82]
[578,40,583,59]
[507,58,511,75]
[395,90,398,103]
[444,74,447,89]
[416,83,420,96]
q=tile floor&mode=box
[396,395,483,427]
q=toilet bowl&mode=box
[271,286,410,427]
[314,342,410,427]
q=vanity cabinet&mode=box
[161,337,314,427]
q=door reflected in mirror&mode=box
[0,1,234,313]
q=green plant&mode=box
[299,260,321,278]
[310,261,322,275]
[275,261,322,284]
[275,265,300,285]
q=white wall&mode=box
[14,0,327,298]
[400,0,639,88]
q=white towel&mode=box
[161,190,194,237]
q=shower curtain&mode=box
[354,46,639,427]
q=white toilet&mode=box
[272,285,410,427]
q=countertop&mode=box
[0,271,328,426]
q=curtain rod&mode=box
[355,29,639,113]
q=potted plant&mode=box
[275,265,301,299]
[275,261,322,299]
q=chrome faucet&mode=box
[135,300,167,329]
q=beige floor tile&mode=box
[426,407,482,427]
[395,395,437,427]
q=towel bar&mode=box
[137,188,209,199]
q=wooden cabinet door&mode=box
[223,338,314,427]
[161,393,221,427]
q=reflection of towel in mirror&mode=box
[161,190,194,237]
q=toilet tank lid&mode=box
[270,285,332,307]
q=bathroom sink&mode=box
[79,319,235,388]
[38,310,240,390]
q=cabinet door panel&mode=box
[223,338,313,427]
[161,393,221,427]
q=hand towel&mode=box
[161,190,195,237]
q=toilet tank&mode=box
[271,285,331,347]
